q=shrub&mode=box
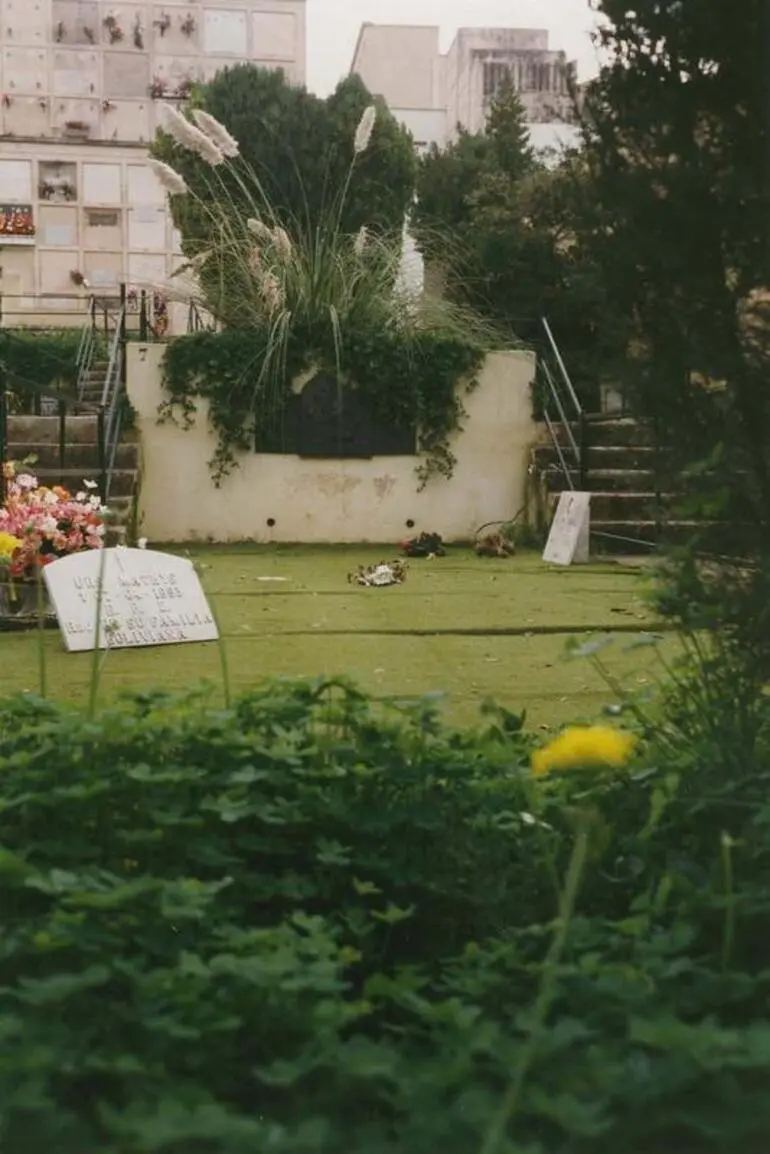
[1,678,770,1153]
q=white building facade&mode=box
[350,23,580,158]
[0,0,306,327]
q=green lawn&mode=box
[0,547,675,727]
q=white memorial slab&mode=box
[43,548,219,653]
[542,491,591,566]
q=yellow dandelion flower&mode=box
[532,725,636,776]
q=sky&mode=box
[305,0,604,97]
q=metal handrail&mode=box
[538,317,587,489]
[99,305,126,502]
[76,297,98,402]
[542,316,582,416]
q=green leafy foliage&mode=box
[0,329,83,405]
[413,80,619,409]
[152,67,417,245]
[160,324,485,486]
[2,674,770,1152]
[575,0,770,735]
[581,0,770,537]
[147,66,490,486]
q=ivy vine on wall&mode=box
[160,325,485,488]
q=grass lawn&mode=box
[0,547,676,728]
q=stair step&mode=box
[4,441,139,469]
[548,418,655,448]
[533,445,664,474]
[548,490,678,522]
[6,415,100,445]
[33,467,137,499]
[540,468,659,493]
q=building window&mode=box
[482,61,513,101]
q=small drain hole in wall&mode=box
[266,518,276,528]
[406,519,415,529]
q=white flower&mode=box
[75,491,86,501]
[247,218,273,241]
[353,225,368,256]
[83,479,98,490]
[160,103,224,166]
[148,158,189,197]
[43,489,58,506]
[272,226,292,259]
[191,109,240,158]
[137,537,148,549]
[41,515,58,534]
[354,105,377,154]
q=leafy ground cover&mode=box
[1,669,769,1153]
[0,547,671,726]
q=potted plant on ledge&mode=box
[0,463,108,621]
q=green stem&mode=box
[194,557,230,708]
[36,566,47,698]
[720,831,735,972]
[479,816,591,1154]
[88,544,108,719]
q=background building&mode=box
[350,23,580,157]
[0,0,306,328]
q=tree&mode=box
[581,0,770,520]
[413,78,616,404]
[484,71,535,181]
[579,0,770,701]
[152,66,417,246]
[414,76,534,251]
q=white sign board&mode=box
[542,491,591,566]
[43,548,219,653]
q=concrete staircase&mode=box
[5,414,139,545]
[77,359,110,409]
[531,416,696,553]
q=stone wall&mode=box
[126,343,539,544]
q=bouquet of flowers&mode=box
[0,461,108,584]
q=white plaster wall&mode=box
[127,342,538,543]
[393,108,448,151]
[351,24,442,111]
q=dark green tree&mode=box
[414,75,534,252]
[581,0,770,695]
[152,66,417,243]
[413,76,615,403]
[581,0,770,521]
[484,71,535,181]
